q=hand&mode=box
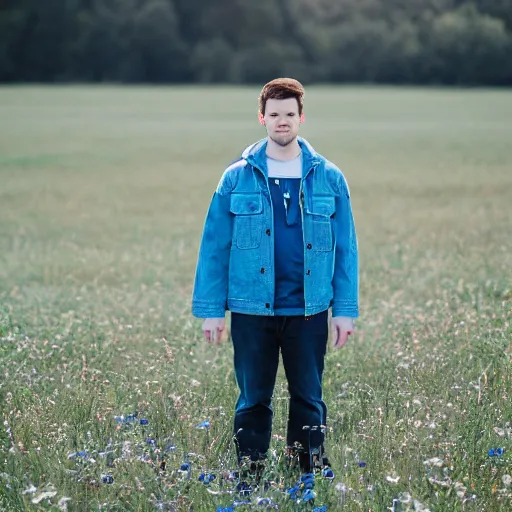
[202,318,226,344]
[331,316,355,349]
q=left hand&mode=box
[331,316,355,349]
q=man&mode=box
[192,78,358,483]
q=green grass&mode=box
[0,85,511,511]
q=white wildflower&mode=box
[423,457,444,467]
[386,475,400,484]
[502,474,512,486]
[399,492,412,503]
[413,499,431,511]
[494,427,506,437]
[32,491,57,504]
[58,497,72,511]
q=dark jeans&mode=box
[230,310,329,464]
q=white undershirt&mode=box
[267,153,302,179]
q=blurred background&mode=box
[1,0,512,86]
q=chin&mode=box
[272,134,296,147]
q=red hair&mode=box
[258,78,305,116]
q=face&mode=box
[259,98,304,147]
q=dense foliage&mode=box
[1,0,511,85]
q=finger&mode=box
[332,324,339,348]
[336,330,349,348]
[211,328,219,344]
[203,330,212,342]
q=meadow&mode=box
[0,86,511,511]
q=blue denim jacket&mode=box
[192,137,359,318]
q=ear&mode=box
[258,112,265,125]
[300,113,305,123]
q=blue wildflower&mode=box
[302,489,316,502]
[180,462,191,471]
[146,438,156,446]
[300,473,315,490]
[489,448,505,457]
[313,507,327,512]
[198,472,216,484]
[196,420,211,429]
[165,444,177,452]
[101,474,114,484]
[139,418,149,425]
[322,468,334,480]
[216,508,234,512]
[286,486,300,500]
[68,450,88,459]
[358,461,367,467]
[233,500,251,507]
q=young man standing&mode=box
[192,78,358,482]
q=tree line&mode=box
[1,0,511,85]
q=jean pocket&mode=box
[306,196,335,252]
[230,193,264,249]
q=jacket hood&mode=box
[241,137,321,172]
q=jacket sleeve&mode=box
[191,172,233,318]
[331,174,359,318]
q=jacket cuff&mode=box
[331,300,359,318]
[192,300,226,319]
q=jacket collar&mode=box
[242,137,321,176]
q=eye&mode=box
[270,113,278,117]
[288,113,295,117]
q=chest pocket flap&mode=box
[307,196,336,219]
[230,193,263,215]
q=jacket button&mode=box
[260,267,265,274]
[265,303,270,308]
[266,229,271,236]
[306,270,311,275]
[307,243,312,249]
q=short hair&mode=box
[258,78,305,116]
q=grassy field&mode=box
[0,86,511,512]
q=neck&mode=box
[265,137,301,161]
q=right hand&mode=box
[202,318,226,344]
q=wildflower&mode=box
[322,467,334,480]
[101,474,114,484]
[286,486,300,500]
[302,489,316,502]
[300,473,315,490]
[312,507,327,512]
[67,450,87,459]
[502,474,512,486]
[386,475,400,484]
[423,457,444,467]
[114,413,137,423]
[256,497,277,508]
[198,472,216,484]
[32,491,58,504]
[358,461,367,468]
[139,419,149,425]
[488,448,504,456]
[236,481,253,496]
[57,497,72,511]
[196,420,211,429]
[180,462,191,471]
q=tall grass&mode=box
[1,86,511,511]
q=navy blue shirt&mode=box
[269,177,305,315]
